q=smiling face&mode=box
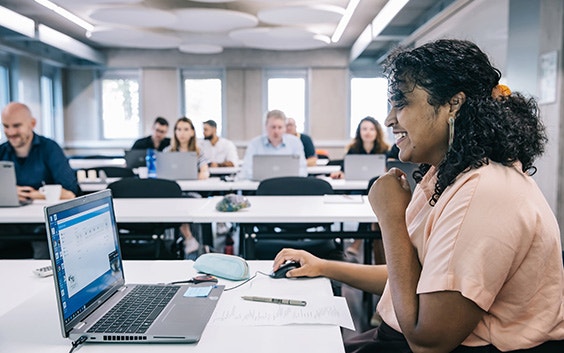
[359,120,378,143]
[385,84,452,166]
[1,103,36,151]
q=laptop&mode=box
[252,154,300,181]
[0,161,32,207]
[386,160,420,191]
[344,154,387,181]
[155,152,198,180]
[124,149,147,169]
[44,189,224,343]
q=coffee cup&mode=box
[40,184,62,202]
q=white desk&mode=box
[0,260,345,353]
[80,177,369,193]
[307,165,341,175]
[69,158,127,170]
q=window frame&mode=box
[181,68,225,138]
[349,73,389,140]
[98,69,142,140]
[264,69,309,133]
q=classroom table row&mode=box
[0,259,346,353]
[79,176,370,194]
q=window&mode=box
[0,53,12,141]
[266,70,308,132]
[40,64,63,142]
[182,69,224,138]
[101,70,140,139]
[350,77,388,139]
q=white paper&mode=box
[209,295,355,331]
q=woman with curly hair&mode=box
[273,39,563,352]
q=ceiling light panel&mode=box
[258,5,344,26]
[89,7,177,28]
[169,9,258,33]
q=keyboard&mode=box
[88,285,180,334]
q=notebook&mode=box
[386,160,419,191]
[344,154,387,181]
[124,149,147,169]
[252,154,300,181]
[0,161,32,207]
[155,152,198,180]
[44,189,224,343]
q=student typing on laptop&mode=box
[0,102,79,258]
[163,117,210,258]
[240,109,307,180]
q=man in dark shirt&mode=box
[131,116,171,151]
[286,117,318,166]
[0,102,79,258]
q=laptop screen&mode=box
[45,190,124,332]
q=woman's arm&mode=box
[369,169,483,353]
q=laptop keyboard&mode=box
[88,285,180,334]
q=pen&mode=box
[241,296,307,307]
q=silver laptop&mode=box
[155,152,198,180]
[0,161,32,207]
[344,154,387,181]
[44,189,223,343]
[124,149,147,169]
[252,154,300,181]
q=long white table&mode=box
[80,177,369,193]
[0,260,345,353]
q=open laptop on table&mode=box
[124,149,147,169]
[0,161,32,207]
[344,154,387,181]
[155,152,198,180]
[252,154,300,181]
[44,189,224,343]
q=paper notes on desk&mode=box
[209,296,355,331]
[323,194,364,204]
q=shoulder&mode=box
[300,133,313,142]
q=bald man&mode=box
[0,102,78,258]
[286,117,318,166]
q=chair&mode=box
[92,166,136,178]
[245,176,342,260]
[107,178,183,260]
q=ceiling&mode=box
[0,0,459,65]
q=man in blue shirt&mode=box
[0,102,78,258]
[241,109,307,180]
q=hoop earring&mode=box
[448,116,455,150]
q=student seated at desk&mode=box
[131,116,171,151]
[240,109,307,180]
[201,119,239,168]
[0,102,78,258]
[273,39,564,353]
[164,117,210,257]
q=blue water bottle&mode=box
[146,149,157,178]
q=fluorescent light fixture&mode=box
[0,5,35,38]
[371,0,409,38]
[38,24,105,64]
[34,0,94,32]
[331,0,360,43]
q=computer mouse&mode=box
[270,261,301,279]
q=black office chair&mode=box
[245,176,342,260]
[92,166,136,178]
[107,178,183,260]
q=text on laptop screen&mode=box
[46,195,123,325]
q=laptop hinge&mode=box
[118,285,127,291]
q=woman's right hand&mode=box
[273,248,325,278]
[330,171,344,179]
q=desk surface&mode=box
[80,177,368,193]
[0,260,345,353]
[0,196,376,224]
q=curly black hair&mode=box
[383,39,547,206]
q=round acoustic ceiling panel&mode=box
[229,27,331,51]
[179,43,223,54]
[87,28,182,49]
[258,4,344,26]
[89,7,177,28]
[169,8,258,33]
[57,0,142,4]
[189,0,237,2]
